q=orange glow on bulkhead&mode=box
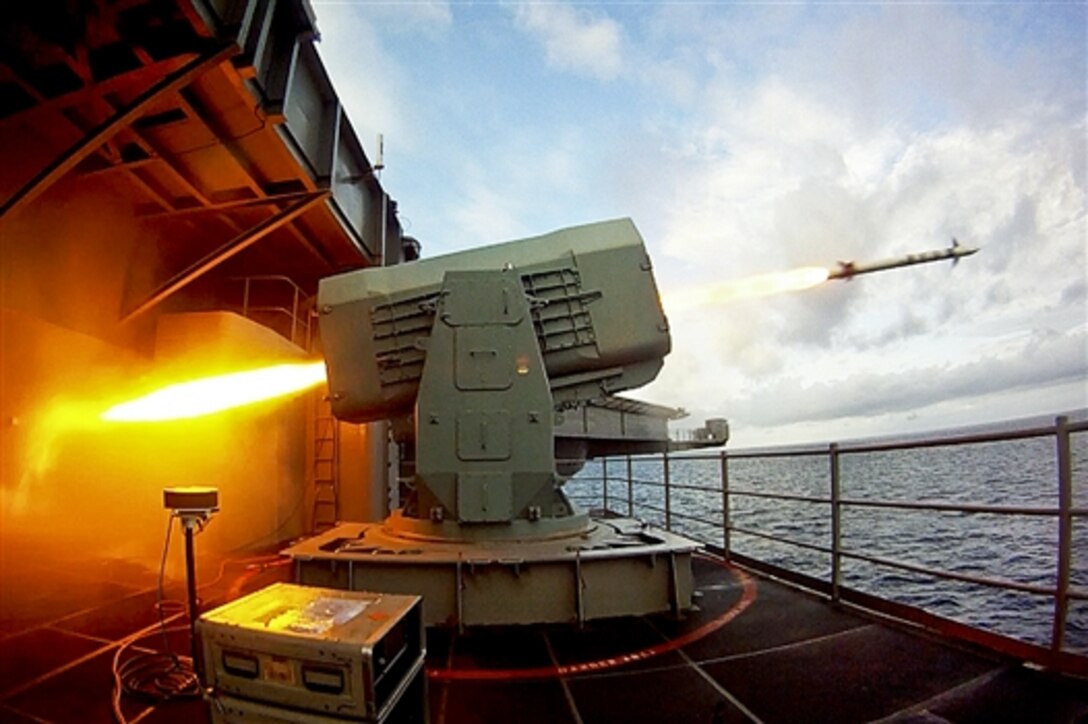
[663,266,831,312]
[101,361,327,422]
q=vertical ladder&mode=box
[311,395,339,532]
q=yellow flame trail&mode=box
[663,266,830,313]
[101,361,327,422]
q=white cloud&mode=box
[442,163,530,252]
[643,51,1086,442]
[312,5,417,155]
[512,2,624,80]
[729,327,1088,427]
[396,1,453,30]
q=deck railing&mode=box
[233,274,313,348]
[567,414,1087,675]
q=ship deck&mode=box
[1,549,1085,724]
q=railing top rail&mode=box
[231,274,311,292]
[723,448,828,460]
[719,414,1086,459]
[834,420,1085,454]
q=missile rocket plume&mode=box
[101,361,327,422]
[663,240,978,312]
[664,266,830,312]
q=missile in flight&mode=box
[827,239,978,281]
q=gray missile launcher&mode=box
[286,219,708,627]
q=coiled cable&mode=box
[110,515,291,722]
[111,514,201,723]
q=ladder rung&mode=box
[312,400,339,533]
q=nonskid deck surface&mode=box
[426,556,1087,724]
[1,553,1085,723]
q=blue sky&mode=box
[311,1,1087,446]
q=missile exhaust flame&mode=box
[664,266,830,312]
[101,361,327,422]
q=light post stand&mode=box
[163,486,220,685]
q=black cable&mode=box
[156,513,177,655]
[114,625,199,702]
[111,514,203,724]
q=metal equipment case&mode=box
[198,583,425,722]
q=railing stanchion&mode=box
[627,455,634,517]
[1052,415,1072,652]
[830,443,842,603]
[290,284,299,345]
[721,450,730,558]
[663,450,672,531]
[602,457,610,513]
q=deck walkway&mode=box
[1,551,1085,723]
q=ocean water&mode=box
[566,428,1088,654]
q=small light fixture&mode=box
[163,486,219,522]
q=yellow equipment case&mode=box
[198,582,425,722]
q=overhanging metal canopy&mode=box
[0,0,403,323]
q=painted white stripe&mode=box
[543,632,586,724]
[868,667,1007,724]
[645,619,766,724]
[696,623,876,666]
[433,632,457,724]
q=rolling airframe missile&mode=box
[827,239,978,281]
